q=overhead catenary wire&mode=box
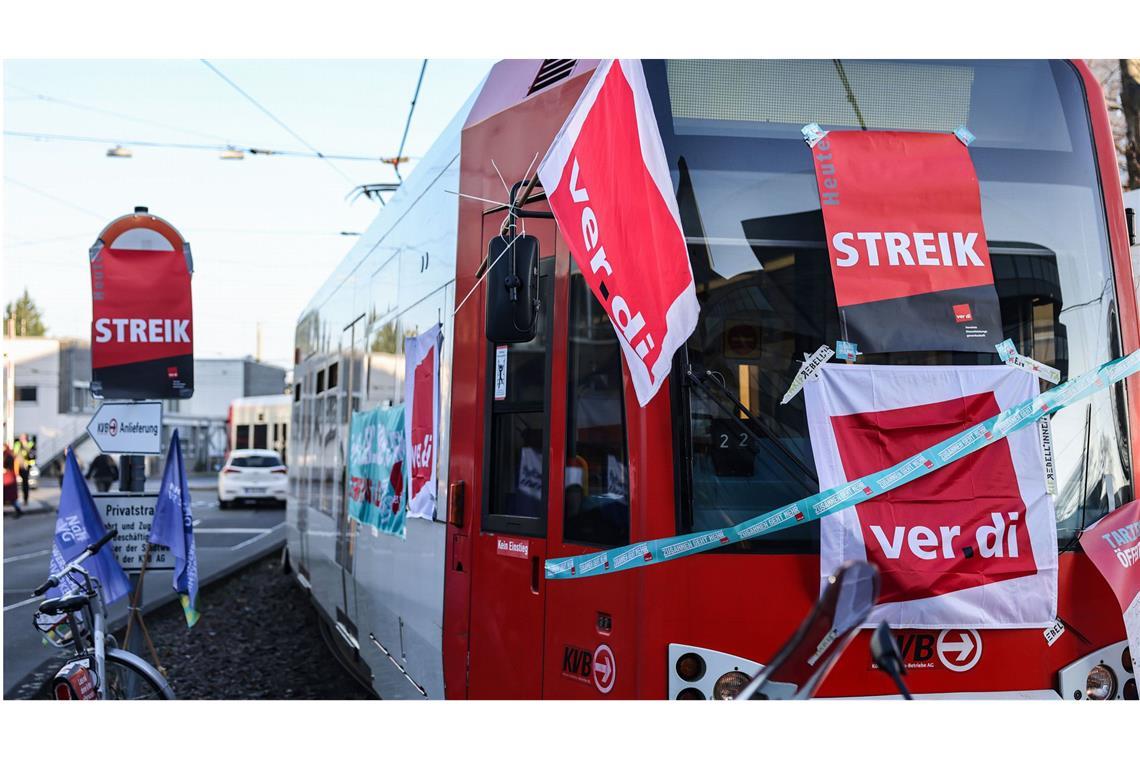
[200,59,356,186]
[4,130,410,163]
[4,176,109,220]
[5,82,234,143]
[393,60,427,182]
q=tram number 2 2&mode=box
[719,433,749,449]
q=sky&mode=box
[2,59,492,369]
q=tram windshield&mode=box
[642,59,1131,550]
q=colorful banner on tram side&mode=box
[537,59,699,407]
[404,324,442,521]
[805,364,1056,627]
[347,405,406,537]
[1079,500,1140,673]
[810,130,1002,354]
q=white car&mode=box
[218,449,287,509]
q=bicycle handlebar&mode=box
[31,528,119,597]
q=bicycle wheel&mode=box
[103,648,176,700]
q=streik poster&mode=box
[348,405,406,538]
[805,364,1057,627]
[811,131,1002,354]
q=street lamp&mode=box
[219,148,245,160]
[106,145,133,158]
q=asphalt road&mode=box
[3,475,285,697]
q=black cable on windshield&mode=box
[685,368,819,493]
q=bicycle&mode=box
[32,528,175,700]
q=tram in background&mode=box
[287,59,1139,699]
[227,394,290,463]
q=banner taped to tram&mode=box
[537,59,699,407]
[810,130,1002,354]
[546,350,1140,590]
[404,324,441,521]
[348,405,406,537]
[1079,500,1140,673]
[805,364,1056,627]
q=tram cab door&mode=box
[466,216,559,698]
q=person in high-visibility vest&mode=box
[13,434,35,508]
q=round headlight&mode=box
[675,653,706,683]
[676,687,705,700]
[1086,664,1117,700]
[1123,679,1137,701]
[1122,647,1133,675]
[712,670,751,700]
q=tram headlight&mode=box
[1122,647,1133,675]
[675,653,706,683]
[676,687,705,700]
[1085,664,1117,700]
[712,670,751,700]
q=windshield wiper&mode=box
[685,368,819,493]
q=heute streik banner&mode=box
[805,364,1057,628]
[89,210,194,399]
[404,324,441,521]
[811,131,1002,354]
[1079,500,1140,674]
[537,59,699,407]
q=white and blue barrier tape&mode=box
[545,349,1140,580]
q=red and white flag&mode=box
[404,324,441,521]
[804,364,1057,627]
[537,59,698,407]
[1079,501,1140,673]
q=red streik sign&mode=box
[811,131,1001,353]
[89,208,193,399]
[537,59,698,407]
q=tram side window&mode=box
[564,264,630,547]
[485,264,553,532]
[235,425,250,450]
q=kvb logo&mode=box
[561,643,617,694]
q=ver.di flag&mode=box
[404,324,441,521]
[810,130,1002,353]
[148,430,200,627]
[804,364,1057,627]
[537,59,699,407]
[47,448,130,604]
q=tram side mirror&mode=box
[485,234,539,344]
[870,620,913,700]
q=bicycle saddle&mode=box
[38,595,89,616]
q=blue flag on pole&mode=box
[48,449,130,604]
[148,430,200,627]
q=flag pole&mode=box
[123,543,165,674]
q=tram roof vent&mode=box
[528,59,577,95]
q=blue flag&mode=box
[148,430,200,627]
[48,449,130,604]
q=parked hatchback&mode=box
[218,449,287,508]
